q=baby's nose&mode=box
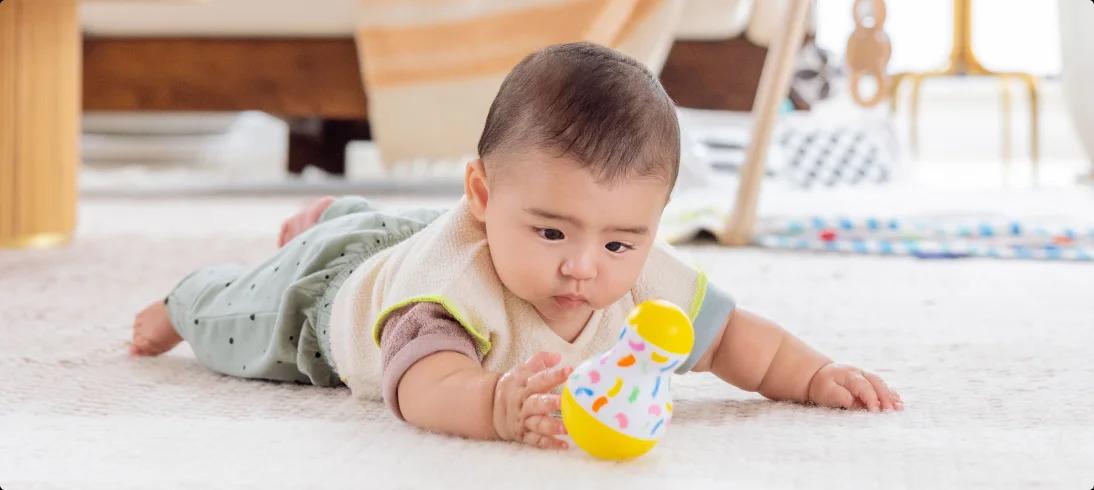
[561,255,597,281]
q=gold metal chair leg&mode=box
[908,73,925,159]
[1019,73,1040,185]
[999,74,1012,184]
[889,72,908,113]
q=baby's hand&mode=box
[278,196,336,247]
[807,363,903,412]
[492,352,573,449]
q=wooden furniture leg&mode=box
[0,0,80,249]
[720,0,812,246]
[286,118,372,175]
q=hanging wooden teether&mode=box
[845,0,891,107]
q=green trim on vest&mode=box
[371,295,493,356]
[689,270,708,321]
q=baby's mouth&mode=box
[552,294,588,309]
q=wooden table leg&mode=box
[0,0,80,249]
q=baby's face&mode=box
[468,151,669,329]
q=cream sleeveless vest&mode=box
[328,198,706,401]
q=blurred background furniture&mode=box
[889,0,1040,181]
[0,0,80,249]
[80,0,812,172]
[1057,0,1094,183]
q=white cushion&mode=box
[81,0,362,37]
[674,0,753,41]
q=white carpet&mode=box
[2,195,1092,489]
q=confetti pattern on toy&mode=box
[588,370,601,384]
[617,354,636,367]
[649,419,663,436]
[627,340,646,351]
[649,404,661,416]
[651,376,662,397]
[574,387,594,397]
[659,360,679,372]
[650,351,668,363]
[614,413,629,429]
[628,387,640,403]
[607,378,623,397]
[592,397,608,413]
[666,402,673,413]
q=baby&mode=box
[131,42,901,449]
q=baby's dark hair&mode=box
[477,42,679,188]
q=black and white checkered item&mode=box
[776,126,890,188]
[689,117,895,189]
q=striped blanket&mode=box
[354,0,684,165]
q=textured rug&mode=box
[2,196,1092,489]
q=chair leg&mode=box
[908,73,925,159]
[999,75,1012,183]
[1019,73,1040,186]
[721,0,812,246]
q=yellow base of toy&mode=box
[561,388,656,460]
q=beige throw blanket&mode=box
[354,0,684,165]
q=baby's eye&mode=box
[537,228,565,241]
[605,241,634,253]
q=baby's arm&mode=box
[692,308,902,411]
[380,303,571,447]
[398,351,571,447]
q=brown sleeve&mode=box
[380,302,482,420]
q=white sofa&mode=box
[83,0,759,44]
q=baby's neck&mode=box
[542,310,594,344]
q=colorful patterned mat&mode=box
[754,216,1094,261]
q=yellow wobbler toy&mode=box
[561,299,694,460]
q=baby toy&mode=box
[560,299,694,460]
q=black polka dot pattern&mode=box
[229,337,234,344]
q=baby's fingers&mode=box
[525,414,567,438]
[522,430,568,450]
[862,372,899,411]
[521,393,561,417]
[823,383,857,410]
[525,364,572,395]
[522,352,562,374]
[847,374,881,412]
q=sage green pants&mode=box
[164,197,442,386]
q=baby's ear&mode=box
[464,158,489,222]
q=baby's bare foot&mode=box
[130,301,183,356]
